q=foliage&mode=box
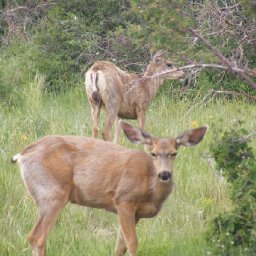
[208,123,256,255]
[0,0,255,102]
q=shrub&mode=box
[208,123,256,255]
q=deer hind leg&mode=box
[113,117,122,144]
[89,101,101,138]
[116,203,137,256]
[28,193,68,256]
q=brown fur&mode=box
[12,123,207,256]
[85,51,185,142]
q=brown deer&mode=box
[12,122,207,256]
[85,50,185,143]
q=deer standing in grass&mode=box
[12,122,207,256]
[85,50,184,143]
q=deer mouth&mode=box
[158,171,172,183]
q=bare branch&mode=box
[189,29,256,89]
[125,62,253,94]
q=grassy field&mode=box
[0,83,255,256]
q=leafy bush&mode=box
[208,123,256,255]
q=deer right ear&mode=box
[152,50,167,63]
[175,126,208,148]
[121,122,152,145]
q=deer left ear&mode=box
[121,122,152,145]
[175,126,208,148]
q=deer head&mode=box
[145,50,185,80]
[121,122,207,183]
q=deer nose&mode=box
[158,171,172,182]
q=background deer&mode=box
[12,122,207,256]
[85,50,184,143]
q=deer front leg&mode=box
[115,228,127,256]
[137,109,146,131]
[115,218,139,256]
[113,117,122,144]
[137,109,148,151]
[116,203,137,256]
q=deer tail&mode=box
[11,153,21,163]
[90,72,101,105]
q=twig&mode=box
[202,154,224,182]
[235,133,256,142]
[185,92,213,116]
[210,89,256,102]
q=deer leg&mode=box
[137,110,148,151]
[115,228,127,256]
[116,203,137,256]
[115,218,139,256]
[113,117,122,144]
[90,102,101,138]
[137,110,146,131]
[28,194,68,256]
[102,103,118,141]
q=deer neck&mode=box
[151,177,173,207]
[142,69,164,100]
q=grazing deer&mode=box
[12,122,207,256]
[85,50,185,143]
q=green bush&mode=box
[208,123,256,255]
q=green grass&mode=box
[1,85,255,256]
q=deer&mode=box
[11,122,207,256]
[85,50,185,143]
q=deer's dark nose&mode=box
[158,171,172,182]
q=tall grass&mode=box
[0,81,255,255]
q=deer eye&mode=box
[171,152,178,157]
[151,152,157,157]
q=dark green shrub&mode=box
[208,124,256,255]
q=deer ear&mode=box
[152,50,167,63]
[175,126,208,148]
[121,122,152,145]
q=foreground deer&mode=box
[12,122,207,256]
[85,50,184,143]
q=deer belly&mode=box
[69,182,116,211]
[118,106,137,119]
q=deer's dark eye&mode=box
[151,152,157,157]
[171,152,178,157]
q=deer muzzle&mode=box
[158,171,172,183]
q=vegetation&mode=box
[208,124,256,255]
[0,0,256,255]
[1,85,256,255]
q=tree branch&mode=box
[125,63,255,94]
[189,28,256,89]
